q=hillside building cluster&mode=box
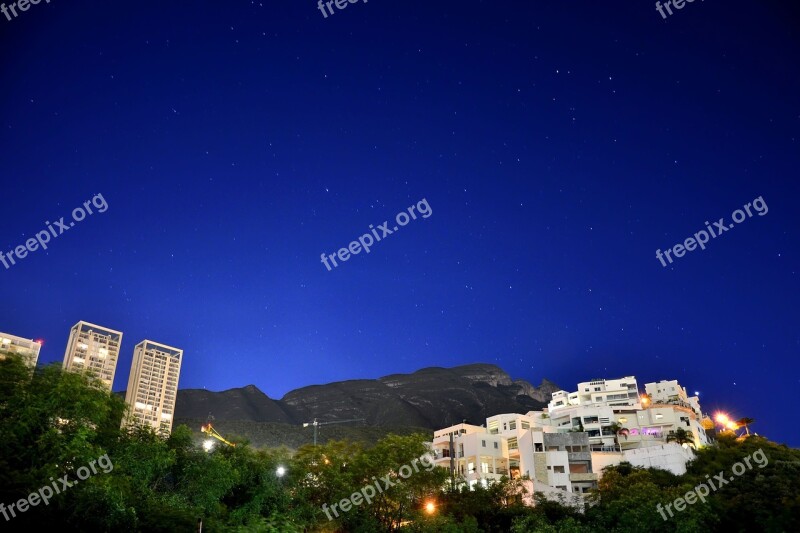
[430,376,711,506]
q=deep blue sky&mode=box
[1,1,798,446]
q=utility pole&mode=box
[303,418,365,446]
[449,432,455,491]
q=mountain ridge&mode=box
[173,363,559,429]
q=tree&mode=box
[605,422,629,451]
[684,434,800,532]
[736,417,755,436]
[354,434,448,531]
[665,428,695,448]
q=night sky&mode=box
[1,1,798,446]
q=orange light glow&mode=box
[715,413,729,425]
[425,501,436,514]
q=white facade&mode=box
[645,380,702,417]
[431,374,713,501]
[548,376,641,412]
[63,321,122,390]
[591,442,696,476]
[517,430,597,496]
[124,340,183,434]
[486,412,538,477]
[431,421,597,501]
[431,423,510,489]
[533,375,712,470]
[0,332,41,367]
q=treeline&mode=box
[1,356,798,532]
[172,418,432,450]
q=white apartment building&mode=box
[533,375,712,474]
[486,412,537,478]
[431,423,510,489]
[124,340,183,434]
[0,332,42,367]
[542,376,710,448]
[518,430,597,497]
[645,379,702,417]
[548,376,641,412]
[63,321,123,390]
[431,419,597,506]
[431,374,713,498]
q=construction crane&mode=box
[201,422,236,448]
[201,413,235,448]
[303,418,365,446]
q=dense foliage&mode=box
[1,357,797,532]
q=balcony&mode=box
[567,451,591,462]
[569,473,598,482]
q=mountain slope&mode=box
[173,363,558,430]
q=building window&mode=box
[509,422,517,430]
[521,421,530,430]
[482,440,486,447]
[494,442,499,449]
[508,437,518,450]
[554,466,565,474]
[481,462,489,474]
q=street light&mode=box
[425,501,436,514]
[715,413,729,425]
[276,466,286,478]
[203,439,215,452]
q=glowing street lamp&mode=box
[715,413,729,426]
[425,501,436,515]
[203,439,215,452]
[276,466,286,478]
